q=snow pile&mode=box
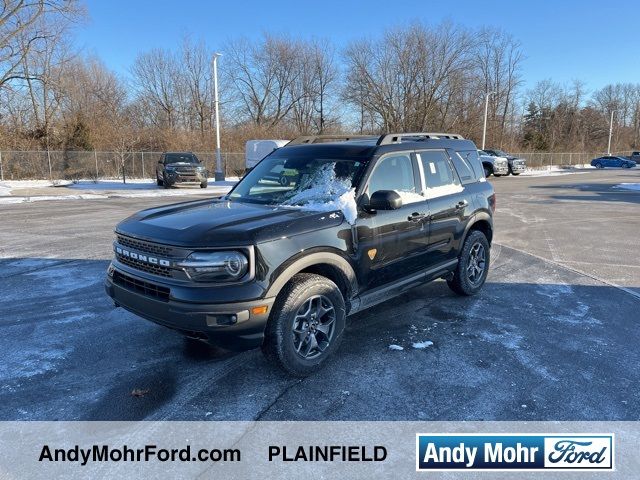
[614,183,640,191]
[412,340,434,349]
[282,163,358,224]
[0,182,11,196]
[388,344,404,351]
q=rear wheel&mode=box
[262,273,346,376]
[447,230,490,296]
[595,162,603,169]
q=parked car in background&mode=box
[478,150,509,177]
[245,140,289,171]
[156,152,208,189]
[483,149,526,175]
[627,151,640,164]
[590,155,636,169]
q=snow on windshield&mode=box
[281,163,358,224]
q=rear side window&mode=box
[456,150,484,182]
[449,150,475,184]
[417,150,464,199]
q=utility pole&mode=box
[212,52,224,181]
[607,109,620,155]
[482,91,496,150]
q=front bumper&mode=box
[493,164,509,175]
[509,162,526,173]
[105,269,275,351]
[164,171,207,184]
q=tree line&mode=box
[1,0,639,167]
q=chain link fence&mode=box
[0,151,246,181]
[510,151,633,169]
[0,149,635,181]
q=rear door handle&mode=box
[408,212,426,222]
[455,200,468,210]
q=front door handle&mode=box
[455,200,468,210]
[408,212,426,222]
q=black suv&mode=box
[106,133,495,375]
[156,152,208,189]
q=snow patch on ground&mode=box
[282,164,358,224]
[388,344,404,351]
[614,183,640,191]
[412,340,434,349]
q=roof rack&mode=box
[287,135,377,145]
[376,132,464,145]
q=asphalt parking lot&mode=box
[1,169,639,421]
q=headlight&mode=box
[178,251,249,282]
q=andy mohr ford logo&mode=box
[416,433,614,471]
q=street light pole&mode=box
[212,52,224,181]
[482,91,496,150]
[607,109,618,155]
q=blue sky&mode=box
[75,0,639,92]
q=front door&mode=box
[355,152,431,289]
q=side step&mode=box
[349,259,457,315]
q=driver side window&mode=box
[366,154,423,204]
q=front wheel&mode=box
[447,230,490,296]
[484,165,492,177]
[262,273,346,376]
[200,180,208,188]
[512,172,521,176]
[595,162,603,169]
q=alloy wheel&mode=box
[467,242,487,285]
[292,295,336,360]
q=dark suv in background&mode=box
[107,133,495,375]
[483,149,526,175]
[156,152,208,189]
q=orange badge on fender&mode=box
[367,249,377,260]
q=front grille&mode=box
[113,270,170,301]
[116,235,172,256]
[116,254,172,277]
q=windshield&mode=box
[228,154,365,207]
[165,153,199,164]
[490,149,508,157]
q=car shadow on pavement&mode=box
[0,255,639,421]
[531,182,640,205]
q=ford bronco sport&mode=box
[105,133,495,376]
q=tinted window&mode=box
[450,150,475,184]
[418,150,463,198]
[365,154,425,204]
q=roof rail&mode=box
[376,132,465,145]
[287,135,377,145]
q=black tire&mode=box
[595,162,603,169]
[157,177,164,187]
[262,273,346,376]
[447,230,490,296]
[200,180,208,188]
[163,174,171,189]
[512,172,520,176]
[483,165,492,177]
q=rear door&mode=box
[356,152,431,289]
[417,149,472,265]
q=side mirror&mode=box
[369,190,402,210]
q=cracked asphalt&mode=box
[1,169,639,421]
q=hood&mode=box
[116,198,345,246]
